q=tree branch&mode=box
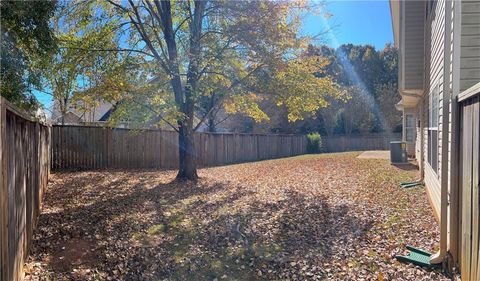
[142,0,170,62]
[29,87,54,97]
[105,0,129,12]
[128,0,170,73]
[194,65,264,131]
[129,96,179,132]
[60,46,155,57]
[214,114,230,127]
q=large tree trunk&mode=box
[60,99,67,125]
[175,0,205,180]
[207,94,217,132]
[177,87,199,180]
[177,123,198,180]
[207,115,216,132]
[147,0,205,180]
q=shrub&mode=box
[306,132,322,153]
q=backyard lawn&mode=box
[26,152,447,280]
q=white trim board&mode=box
[458,81,480,102]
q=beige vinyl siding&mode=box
[460,1,480,92]
[422,0,446,220]
[402,0,425,90]
[422,93,441,218]
[425,161,442,218]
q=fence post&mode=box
[0,97,8,281]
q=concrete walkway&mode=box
[357,150,390,160]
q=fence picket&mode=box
[0,97,51,281]
[50,126,309,170]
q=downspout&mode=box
[419,97,425,181]
[448,0,462,268]
[430,0,452,265]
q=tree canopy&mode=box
[241,43,400,135]
[54,0,342,179]
[1,0,394,180]
[0,1,57,111]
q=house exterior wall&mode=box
[402,0,425,91]
[460,1,480,92]
[81,102,112,123]
[393,0,480,274]
[51,100,113,125]
[63,112,83,124]
[422,0,447,220]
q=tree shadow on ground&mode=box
[32,172,373,280]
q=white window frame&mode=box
[405,113,415,143]
[427,85,439,174]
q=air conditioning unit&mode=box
[390,141,408,164]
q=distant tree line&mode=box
[312,43,401,135]
[214,43,401,135]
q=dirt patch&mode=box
[50,238,99,273]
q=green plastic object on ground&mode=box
[400,181,422,188]
[395,245,440,268]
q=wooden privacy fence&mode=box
[322,133,402,152]
[0,98,51,281]
[51,125,308,170]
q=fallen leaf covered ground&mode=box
[26,152,449,280]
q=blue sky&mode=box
[35,0,393,110]
[35,90,54,111]
[302,0,393,50]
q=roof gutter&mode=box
[389,0,400,48]
[430,0,452,265]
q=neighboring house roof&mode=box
[98,108,113,122]
[98,101,121,122]
[51,100,114,124]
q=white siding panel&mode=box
[403,0,425,90]
[425,162,442,219]
[460,57,480,69]
[462,14,480,25]
[461,69,480,80]
[430,0,445,181]
[461,1,480,92]
[462,2,480,12]
[462,25,480,36]
[461,34,480,46]
[421,0,445,210]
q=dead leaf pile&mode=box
[25,152,448,280]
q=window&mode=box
[405,114,415,142]
[428,87,439,173]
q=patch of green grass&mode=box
[251,241,283,260]
[147,224,166,235]
[132,232,154,247]
[367,261,380,272]
[387,214,400,225]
